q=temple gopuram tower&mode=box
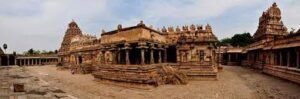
[253,3,288,42]
[58,20,83,62]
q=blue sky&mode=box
[0,0,299,53]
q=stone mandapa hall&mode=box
[58,20,219,85]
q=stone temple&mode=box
[58,20,219,85]
[220,3,300,84]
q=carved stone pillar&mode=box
[158,44,162,63]
[138,42,147,65]
[110,45,117,64]
[141,49,145,65]
[150,50,154,64]
[158,50,162,63]
[164,46,168,63]
[125,50,130,65]
[180,51,183,63]
[124,43,131,65]
[150,44,155,64]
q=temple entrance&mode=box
[129,43,141,64]
[167,46,177,63]
[78,56,83,64]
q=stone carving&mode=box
[190,24,196,31]
[168,27,174,32]
[117,24,122,30]
[161,26,167,32]
[176,26,181,32]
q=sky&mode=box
[0,0,299,53]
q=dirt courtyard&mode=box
[1,65,300,99]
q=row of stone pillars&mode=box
[102,43,167,65]
[17,58,58,66]
[268,49,300,68]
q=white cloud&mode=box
[142,0,261,19]
[0,0,109,53]
[0,0,299,53]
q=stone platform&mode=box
[92,63,217,85]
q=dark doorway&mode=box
[129,43,140,64]
[145,49,150,64]
[9,55,15,65]
[78,56,83,64]
[154,50,159,63]
[0,55,16,66]
[1,55,8,66]
[167,46,177,63]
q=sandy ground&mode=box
[2,65,300,99]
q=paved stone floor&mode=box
[1,65,300,99]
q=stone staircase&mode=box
[177,63,217,80]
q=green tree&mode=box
[28,48,34,55]
[230,33,254,47]
[217,38,232,46]
[217,32,254,47]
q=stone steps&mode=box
[178,65,217,80]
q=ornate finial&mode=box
[161,26,167,32]
[137,20,145,26]
[176,26,181,32]
[190,24,196,31]
[117,24,122,30]
[197,25,203,31]
[182,25,188,31]
[205,24,212,32]
[272,2,277,7]
[168,27,174,32]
